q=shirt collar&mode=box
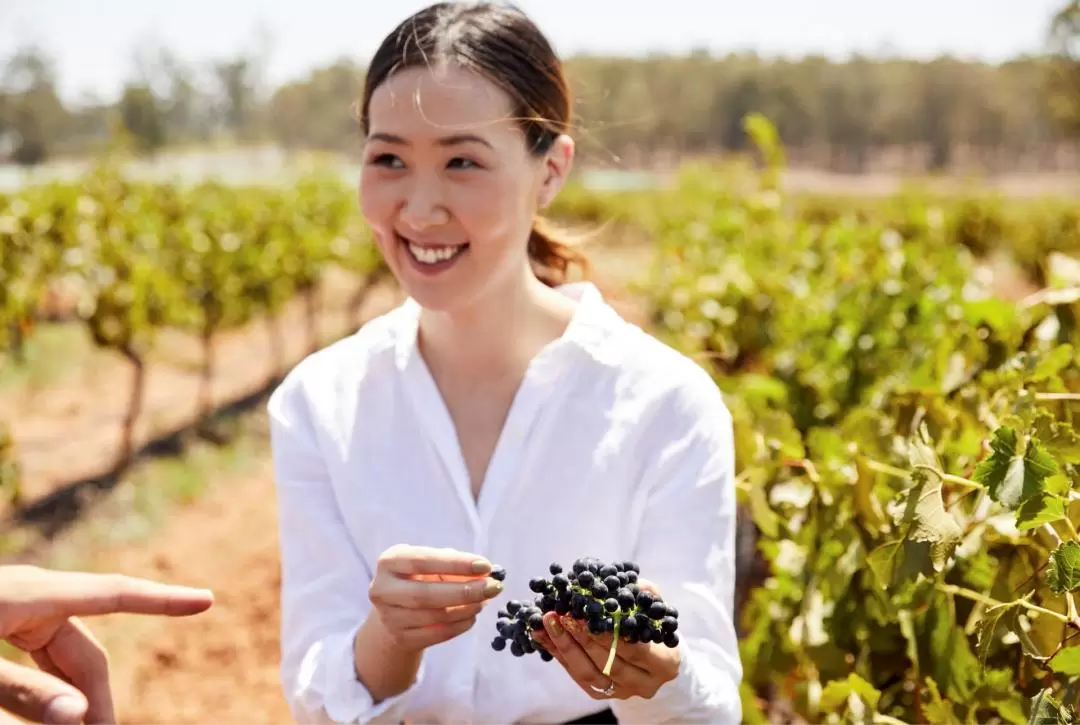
[392,281,624,372]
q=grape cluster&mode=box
[489,558,680,676]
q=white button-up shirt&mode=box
[267,282,742,725]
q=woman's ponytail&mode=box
[527,215,592,288]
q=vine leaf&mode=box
[1028,688,1076,725]
[1033,412,1080,464]
[1047,542,1080,595]
[1017,493,1068,531]
[975,601,1020,669]
[1049,647,1080,676]
[893,428,964,576]
[974,426,1058,510]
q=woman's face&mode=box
[359,63,573,314]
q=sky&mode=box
[0,0,1068,105]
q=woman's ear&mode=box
[537,134,575,210]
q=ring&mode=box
[590,680,616,697]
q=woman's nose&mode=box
[399,179,450,229]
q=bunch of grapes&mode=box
[488,557,680,676]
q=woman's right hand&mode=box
[367,544,503,652]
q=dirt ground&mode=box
[84,459,292,724]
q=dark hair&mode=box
[359,1,591,287]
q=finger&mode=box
[563,617,652,683]
[0,655,88,724]
[371,574,502,610]
[530,630,602,700]
[377,545,493,578]
[378,601,484,630]
[9,568,214,622]
[42,618,115,724]
[636,578,661,596]
[599,636,657,669]
[539,614,611,693]
[530,630,594,688]
[397,614,478,650]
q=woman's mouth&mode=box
[398,233,469,275]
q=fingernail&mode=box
[44,695,85,724]
[546,615,563,637]
[483,579,503,597]
[472,559,492,574]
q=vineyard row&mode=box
[5,118,1080,722]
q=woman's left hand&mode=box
[529,579,680,701]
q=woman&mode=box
[267,2,742,723]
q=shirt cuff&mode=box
[294,625,425,725]
[613,638,742,725]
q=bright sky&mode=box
[0,0,1067,104]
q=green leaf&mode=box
[1048,541,1080,595]
[893,430,963,574]
[1033,412,1080,464]
[819,673,881,718]
[1031,343,1075,383]
[1028,688,1075,725]
[1050,646,1080,675]
[977,668,1033,725]
[1016,492,1068,531]
[1007,607,1056,661]
[921,677,956,724]
[922,591,981,702]
[854,456,888,533]
[975,601,1019,669]
[974,426,1058,509]
[746,480,780,538]
[867,541,902,590]
[1046,474,1072,498]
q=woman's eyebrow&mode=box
[368,131,494,150]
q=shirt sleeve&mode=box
[268,363,425,724]
[613,370,744,725]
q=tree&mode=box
[118,84,166,154]
[1046,1,1080,137]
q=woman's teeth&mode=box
[408,242,465,264]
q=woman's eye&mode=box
[371,154,404,169]
[447,157,479,170]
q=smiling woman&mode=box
[268,3,743,725]
[356,8,586,314]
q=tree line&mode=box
[2,3,1080,174]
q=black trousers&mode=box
[562,707,617,724]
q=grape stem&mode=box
[603,614,622,677]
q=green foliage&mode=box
[628,116,1080,724]
[0,164,386,488]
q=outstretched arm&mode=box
[0,565,213,724]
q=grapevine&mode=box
[489,559,679,676]
[4,117,1080,725]
[0,162,387,502]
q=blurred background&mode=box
[2,0,1078,189]
[3,1,1080,723]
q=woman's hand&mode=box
[530,579,680,701]
[366,544,503,652]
